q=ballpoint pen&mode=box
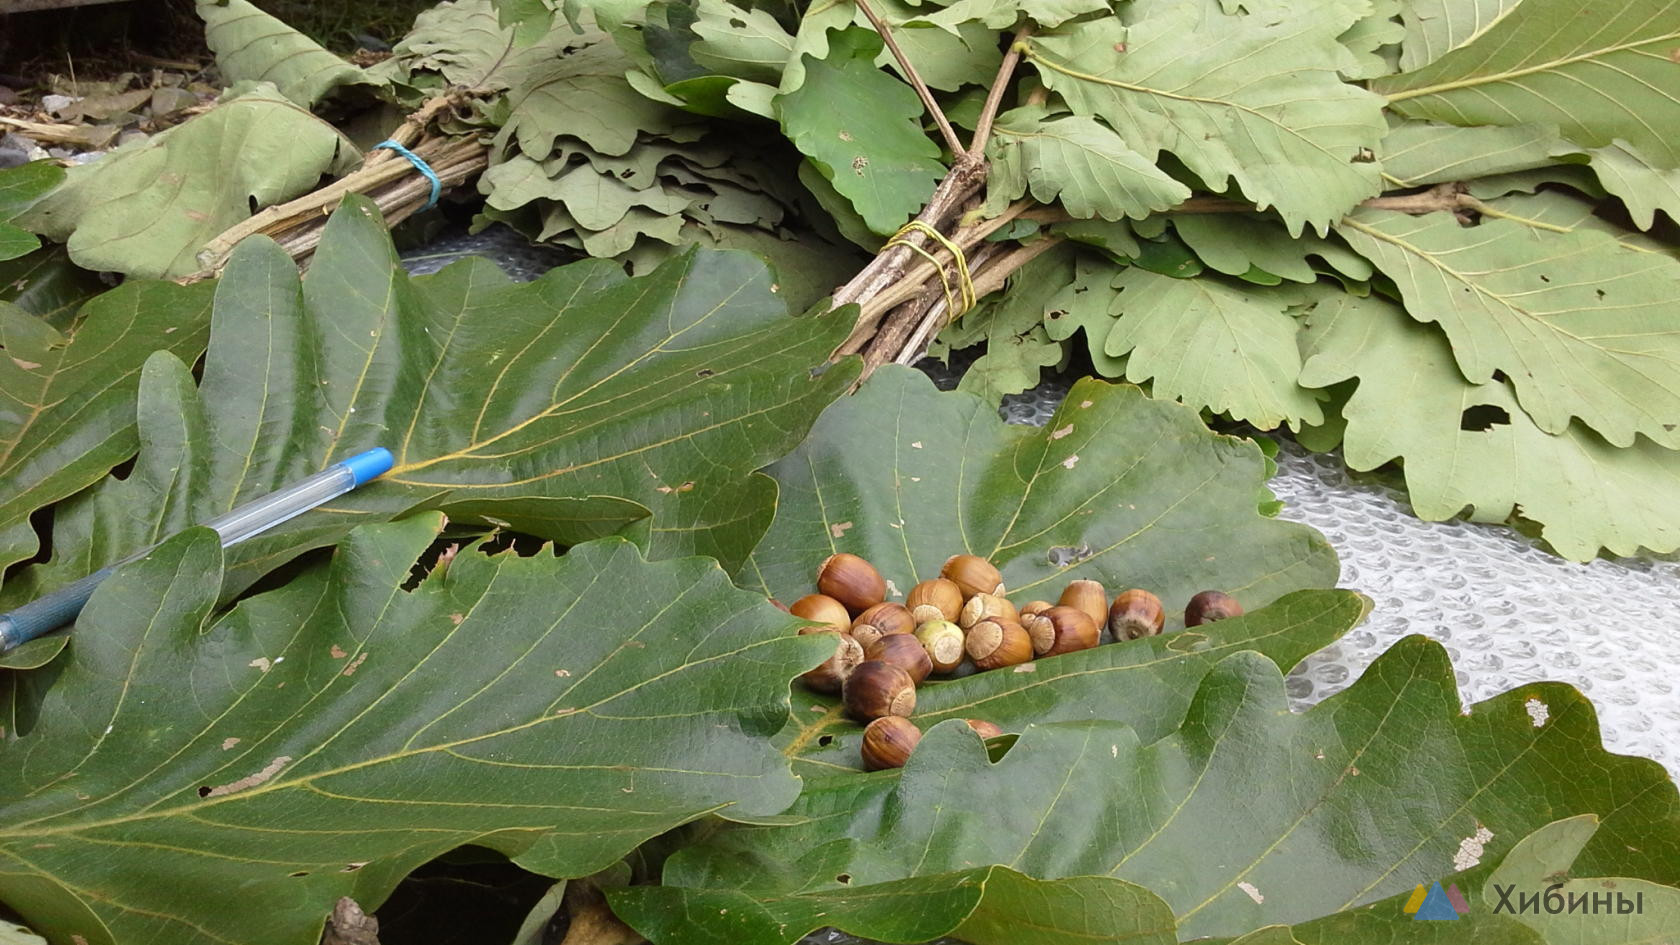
[0,448,394,652]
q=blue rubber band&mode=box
[373,139,442,209]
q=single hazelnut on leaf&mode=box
[861,716,921,770]
[866,632,933,684]
[818,553,886,614]
[843,660,917,720]
[959,592,1018,630]
[851,602,914,647]
[965,719,1004,739]
[1185,590,1243,627]
[798,627,863,693]
[913,619,966,674]
[1057,579,1107,628]
[1018,600,1054,620]
[1108,589,1165,640]
[1024,605,1099,657]
[790,593,851,631]
[965,618,1033,671]
[906,578,963,624]
[941,554,1004,599]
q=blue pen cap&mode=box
[341,448,395,486]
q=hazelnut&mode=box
[958,592,1018,630]
[913,620,966,674]
[865,632,933,684]
[1109,589,1165,640]
[965,618,1032,670]
[1057,579,1107,628]
[851,602,914,647]
[1185,590,1242,627]
[1024,605,1099,657]
[843,660,917,720]
[941,554,1004,599]
[906,578,963,624]
[861,716,921,770]
[818,553,886,614]
[798,627,863,693]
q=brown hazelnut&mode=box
[818,553,886,614]
[964,719,1004,739]
[797,627,863,693]
[790,593,851,631]
[1058,579,1107,628]
[1024,605,1099,657]
[865,632,932,684]
[941,554,1004,599]
[1018,600,1055,619]
[965,618,1033,671]
[851,602,914,648]
[1185,590,1242,626]
[842,660,917,721]
[913,620,966,674]
[905,578,963,624]
[1109,589,1165,640]
[958,592,1018,630]
[861,716,921,770]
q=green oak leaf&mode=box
[16,84,358,279]
[1297,292,1680,560]
[744,366,1336,606]
[0,245,109,330]
[914,0,1111,31]
[1106,267,1325,429]
[1482,816,1680,942]
[958,324,1066,402]
[776,589,1367,776]
[1582,140,1680,231]
[984,106,1190,222]
[1172,214,1374,284]
[689,0,795,84]
[0,281,215,577]
[197,0,378,106]
[1378,0,1680,168]
[1,196,858,612]
[1394,0,1521,70]
[776,28,945,235]
[611,638,1680,944]
[1379,120,1564,187]
[1041,249,1127,374]
[1336,208,1680,449]
[0,164,62,263]
[499,43,691,159]
[1337,0,1405,79]
[0,516,833,945]
[1029,4,1386,236]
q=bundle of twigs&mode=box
[828,4,1492,379]
[188,95,490,281]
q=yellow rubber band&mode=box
[884,220,976,317]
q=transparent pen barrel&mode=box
[201,466,357,547]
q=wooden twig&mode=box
[969,25,1033,158]
[853,0,966,157]
[189,134,488,280]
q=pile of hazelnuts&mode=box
[785,552,1243,771]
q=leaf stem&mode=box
[853,0,967,157]
[1458,196,1576,233]
[969,25,1034,158]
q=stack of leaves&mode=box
[2,188,1677,944]
[483,0,1680,563]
